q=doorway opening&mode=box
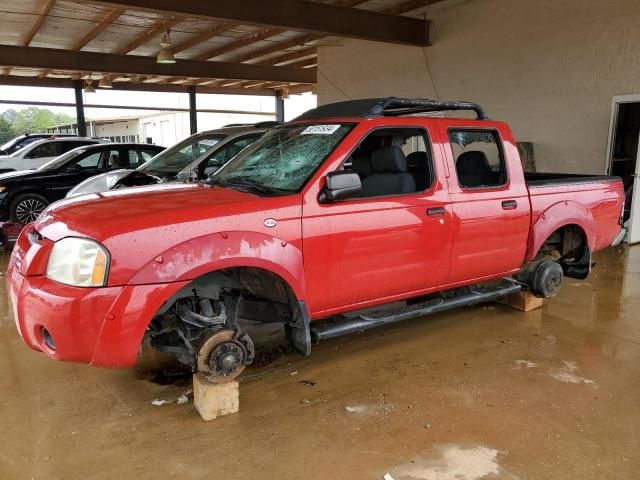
[606,97,640,244]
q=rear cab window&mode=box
[449,129,507,189]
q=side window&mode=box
[26,142,60,158]
[203,134,261,175]
[449,130,507,189]
[75,151,103,169]
[343,128,434,197]
[127,149,156,168]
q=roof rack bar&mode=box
[369,97,489,120]
[294,97,489,122]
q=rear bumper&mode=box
[611,228,626,247]
[8,252,189,368]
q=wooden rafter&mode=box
[193,27,286,61]
[114,17,182,55]
[71,8,125,50]
[169,22,239,55]
[22,0,56,46]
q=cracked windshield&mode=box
[211,123,353,194]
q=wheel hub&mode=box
[196,329,252,383]
[210,342,245,376]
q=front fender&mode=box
[526,201,595,262]
[128,231,307,300]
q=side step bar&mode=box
[310,279,522,342]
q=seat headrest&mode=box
[456,151,492,174]
[371,146,408,173]
[406,151,428,168]
[351,155,372,177]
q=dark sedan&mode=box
[0,143,164,223]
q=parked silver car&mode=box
[67,122,278,197]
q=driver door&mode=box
[302,126,453,317]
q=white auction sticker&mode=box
[301,124,341,135]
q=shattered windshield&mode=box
[138,133,226,175]
[211,123,353,194]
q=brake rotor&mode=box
[196,329,247,383]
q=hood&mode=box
[35,182,301,285]
[0,170,38,182]
[66,169,134,197]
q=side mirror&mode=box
[320,171,362,202]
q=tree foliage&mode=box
[0,108,76,144]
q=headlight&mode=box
[0,186,6,193]
[46,238,109,287]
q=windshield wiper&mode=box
[208,177,293,196]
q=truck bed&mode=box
[524,172,624,255]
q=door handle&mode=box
[502,200,518,210]
[427,207,446,216]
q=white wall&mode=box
[317,0,640,173]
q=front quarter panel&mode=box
[128,230,306,299]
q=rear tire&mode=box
[10,193,49,224]
[531,260,563,299]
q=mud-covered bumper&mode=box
[7,230,189,368]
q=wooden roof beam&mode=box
[87,0,431,46]
[168,22,239,55]
[0,45,316,84]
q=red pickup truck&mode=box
[7,98,625,382]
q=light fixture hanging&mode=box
[157,30,176,64]
[99,75,112,88]
[84,77,95,93]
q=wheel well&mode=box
[145,267,311,368]
[534,224,591,279]
[8,190,50,207]
[157,266,299,323]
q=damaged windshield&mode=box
[211,123,353,194]
[138,133,226,175]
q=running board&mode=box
[310,279,522,342]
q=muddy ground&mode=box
[0,247,639,479]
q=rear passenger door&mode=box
[442,127,530,283]
[302,126,453,316]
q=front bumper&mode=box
[7,230,189,368]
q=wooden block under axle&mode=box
[193,374,239,421]
[499,290,544,312]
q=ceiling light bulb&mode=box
[84,79,95,93]
[157,31,176,64]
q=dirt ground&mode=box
[0,246,639,480]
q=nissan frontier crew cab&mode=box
[7,98,625,383]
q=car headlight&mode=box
[0,186,6,193]
[46,238,109,287]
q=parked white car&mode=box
[0,137,103,172]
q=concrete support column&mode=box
[188,86,198,135]
[74,80,87,137]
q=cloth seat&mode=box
[362,146,416,197]
[456,150,500,187]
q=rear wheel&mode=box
[10,193,49,224]
[531,260,563,298]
